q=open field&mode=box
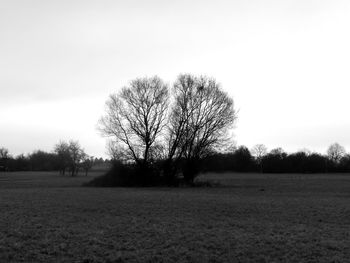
[0,172,349,262]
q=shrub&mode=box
[85,161,163,187]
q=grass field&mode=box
[0,171,349,262]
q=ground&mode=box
[0,171,349,262]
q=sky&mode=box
[1,0,350,158]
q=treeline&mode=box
[89,142,350,188]
[202,143,350,173]
[0,150,60,171]
[0,141,106,175]
[3,143,349,175]
[3,73,348,187]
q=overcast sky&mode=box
[1,0,350,158]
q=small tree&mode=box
[327,143,346,164]
[81,155,94,176]
[251,144,267,172]
[54,140,86,176]
[0,147,10,171]
[0,147,9,159]
[261,148,287,173]
[67,140,85,176]
[54,141,70,175]
[232,146,254,172]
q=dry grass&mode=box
[0,172,349,262]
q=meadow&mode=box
[0,171,349,262]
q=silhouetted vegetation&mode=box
[0,141,97,175]
[92,73,350,187]
[202,144,350,174]
[4,142,349,180]
[54,140,92,176]
[165,74,237,184]
[97,74,237,186]
[2,70,350,187]
[0,147,10,171]
[0,151,59,172]
[85,161,162,187]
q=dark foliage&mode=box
[182,158,201,185]
[4,152,60,172]
[260,149,288,173]
[28,151,60,171]
[202,148,344,174]
[0,148,99,174]
[85,161,163,187]
[231,146,255,172]
[202,147,256,173]
[87,145,350,188]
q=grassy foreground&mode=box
[0,172,349,262]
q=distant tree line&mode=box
[0,141,103,176]
[2,141,348,177]
[201,143,350,174]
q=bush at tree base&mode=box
[84,161,164,187]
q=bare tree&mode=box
[0,147,9,159]
[0,147,10,171]
[68,140,85,176]
[252,144,267,160]
[54,140,85,176]
[251,144,267,172]
[54,141,70,175]
[81,154,94,176]
[99,76,169,170]
[166,74,237,183]
[327,143,346,163]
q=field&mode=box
[0,171,349,262]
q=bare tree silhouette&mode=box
[99,76,169,172]
[0,147,9,159]
[54,140,86,176]
[251,144,267,172]
[165,74,237,184]
[0,147,10,171]
[54,141,70,175]
[81,154,94,176]
[68,140,85,176]
[327,143,346,163]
